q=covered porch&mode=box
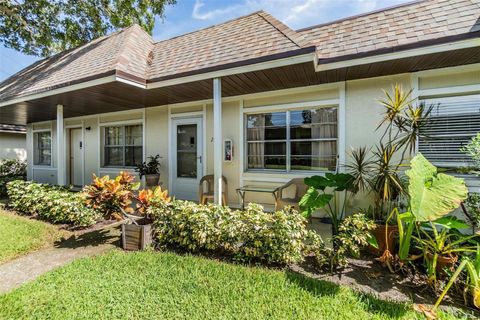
[1,43,480,207]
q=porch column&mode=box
[56,104,66,185]
[213,78,223,205]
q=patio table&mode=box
[236,185,278,210]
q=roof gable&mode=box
[0,24,153,101]
[147,11,312,80]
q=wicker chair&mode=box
[273,178,308,211]
[198,175,228,205]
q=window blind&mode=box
[419,94,480,167]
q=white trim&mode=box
[213,78,223,204]
[31,128,51,133]
[243,99,339,114]
[242,99,341,175]
[64,124,82,129]
[0,130,26,134]
[169,115,204,200]
[99,168,136,173]
[169,111,204,119]
[224,82,341,104]
[202,104,207,176]
[81,120,85,186]
[57,105,66,185]
[142,108,146,162]
[65,125,85,186]
[316,38,480,72]
[116,77,146,89]
[242,176,291,184]
[98,118,145,170]
[65,108,144,122]
[32,166,57,171]
[97,116,100,175]
[417,84,480,98]
[410,73,420,154]
[0,75,117,108]
[414,63,480,77]
[238,99,244,190]
[98,119,143,127]
[338,82,346,173]
[147,53,314,89]
[167,106,172,192]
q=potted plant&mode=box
[135,155,161,187]
[416,216,478,280]
[347,85,435,255]
[346,146,403,255]
[299,172,357,235]
[432,245,480,312]
[376,154,470,277]
[121,186,171,251]
[83,171,171,251]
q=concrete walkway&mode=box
[0,226,120,294]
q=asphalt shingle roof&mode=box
[298,0,480,60]
[0,0,479,102]
[148,11,312,80]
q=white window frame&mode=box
[32,129,52,167]
[411,66,480,168]
[243,100,340,173]
[99,120,144,169]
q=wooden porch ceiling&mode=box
[1,45,479,125]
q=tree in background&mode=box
[0,0,176,57]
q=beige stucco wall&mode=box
[0,132,26,161]
[25,65,480,212]
[419,70,480,90]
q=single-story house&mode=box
[0,0,479,210]
[0,124,26,161]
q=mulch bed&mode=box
[291,254,480,318]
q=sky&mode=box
[0,0,409,81]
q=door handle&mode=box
[197,155,202,164]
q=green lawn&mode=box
[0,250,463,320]
[0,210,61,263]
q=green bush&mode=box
[0,159,26,197]
[7,180,99,227]
[149,201,308,264]
[303,213,377,272]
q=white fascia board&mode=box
[146,53,316,89]
[0,130,26,134]
[0,75,117,107]
[316,38,480,72]
[115,76,146,89]
[418,84,480,98]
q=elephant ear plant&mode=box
[432,245,480,312]
[378,154,469,273]
[299,172,356,235]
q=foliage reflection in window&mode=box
[103,124,143,167]
[34,131,51,166]
[246,107,337,172]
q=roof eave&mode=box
[316,32,480,72]
[147,46,316,89]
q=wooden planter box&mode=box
[121,223,153,251]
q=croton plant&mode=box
[83,171,140,220]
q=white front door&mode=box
[69,128,83,187]
[171,117,203,200]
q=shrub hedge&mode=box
[149,201,308,264]
[7,180,99,227]
[0,159,26,197]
